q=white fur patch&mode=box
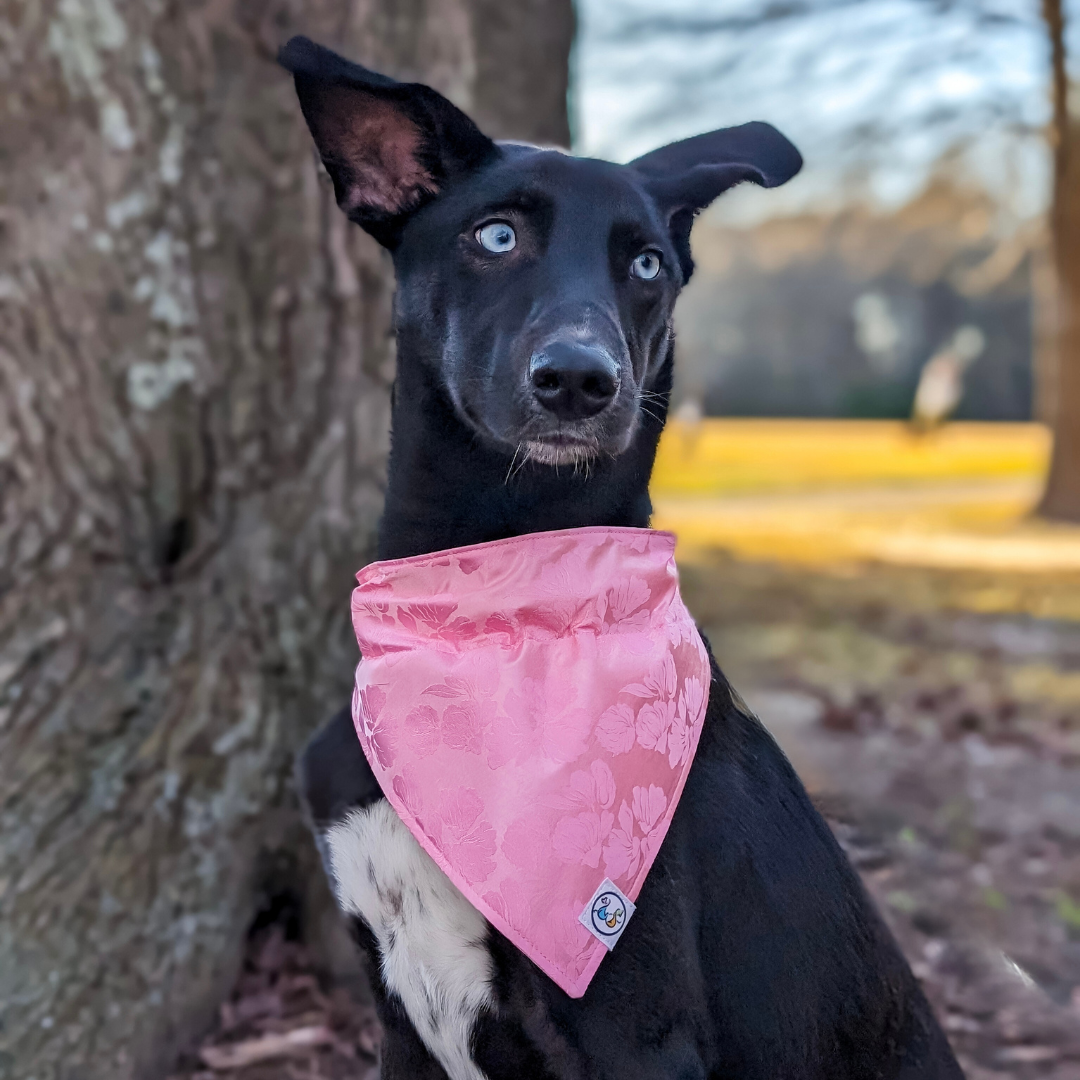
[326,800,494,1080]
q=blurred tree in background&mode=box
[1040,0,1080,520]
[0,1,571,1077]
[576,0,1080,482]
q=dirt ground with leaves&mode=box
[688,554,1080,1080]
[170,553,1080,1080]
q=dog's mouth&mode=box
[512,401,641,468]
[522,433,601,467]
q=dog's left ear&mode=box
[631,121,802,279]
[280,36,497,247]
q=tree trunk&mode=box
[1039,0,1080,519]
[0,3,572,1077]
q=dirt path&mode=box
[683,555,1080,1079]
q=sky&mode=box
[573,0,1079,225]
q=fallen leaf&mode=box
[199,1026,335,1070]
[996,1045,1059,1064]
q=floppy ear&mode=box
[279,36,497,247]
[631,122,802,279]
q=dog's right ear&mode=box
[279,36,497,247]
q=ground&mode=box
[684,554,1080,1080]
[171,420,1080,1078]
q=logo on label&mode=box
[579,879,636,950]
[591,892,625,936]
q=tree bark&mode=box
[0,3,571,1078]
[469,0,574,148]
[1039,0,1080,519]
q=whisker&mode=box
[514,442,536,480]
[505,443,521,485]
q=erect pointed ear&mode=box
[632,121,802,208]
[631,122,802,280]
[279,36,498,247]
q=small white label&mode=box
[579,879,636,951]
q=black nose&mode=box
[530,343,618,420]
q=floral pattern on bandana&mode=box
[350,526,710,998]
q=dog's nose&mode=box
[530,343,618,420]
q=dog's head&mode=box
[281,37,801,466]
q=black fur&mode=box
[284,36,964,1079]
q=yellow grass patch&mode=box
[652,419,1050,495]
[651,420,1080,581]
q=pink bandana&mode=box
[350,527,710,997]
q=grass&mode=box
[652,419,1050,496]
[650,419,1080,580]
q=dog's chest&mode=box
[326,799,494,1080]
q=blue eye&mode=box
[477,221,516,253]
[631,251,661,280]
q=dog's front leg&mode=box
[300,707,495,1080]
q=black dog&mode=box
[282,36,964,1080]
